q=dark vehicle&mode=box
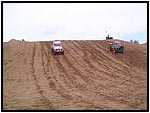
[109,41,124,54]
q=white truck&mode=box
[51,40,64,55]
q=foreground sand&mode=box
[3,40,147,110]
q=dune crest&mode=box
[3,40,147,110]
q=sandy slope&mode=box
[3,40,147,110]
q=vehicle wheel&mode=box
[54,52,56,55]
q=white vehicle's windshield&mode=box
[54,43,61,46]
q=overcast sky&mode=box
[3,3,147,43]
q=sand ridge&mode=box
[3,40,147,110]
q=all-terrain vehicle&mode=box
[51,40,64,55]
[109,41,124,54]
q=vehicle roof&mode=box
[114,41,121,44]
[53,40,61,44]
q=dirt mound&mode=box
[8,39,21,44]
[3,40,147,110]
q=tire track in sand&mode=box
[42,42,110,107]
[41,42,75,101]
[31,43,54,109]
[51,41,132,108]
[65,41,145,109]
[71,41,120,80]
[63,42,110,86]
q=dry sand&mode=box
[3,39,147,110]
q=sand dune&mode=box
[3,40,147,110]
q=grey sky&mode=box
[3,3,147,42]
